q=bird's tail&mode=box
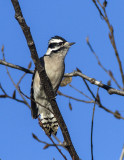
[40,113,59,136]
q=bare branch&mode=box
[0,59,33,74]
[65,71,124,96]
[0,93,27,105]
[11,1,79,159]
[57,90,94,104]
[17,62,32,86]
[19,87,54,114]
[1,58,124,96]
[32,133,67,150]
[86,37,122,89]
[1,47,31,110]
[70,70,124,120]
[91,0,104,18]
[0,83,27,104]
[58,87,124,120]
[69,84,93,101]
[92,0,124,88]
[6,68,31,109]
[91,87,99,160]
[0,83,7,95]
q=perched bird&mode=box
[31,36,75,136]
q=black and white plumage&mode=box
[31,36,75,136]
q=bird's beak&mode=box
[69,42,75,46]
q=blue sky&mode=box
[0,0,124,160]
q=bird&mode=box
[30,36,75,136]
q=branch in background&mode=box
[57,90,95,104]
[69,84,93,101]
[91,103,95,160]
[32,133,67,150]
[65,71,124,96]
[1,58,124,97]
[0,59,33,74]
[73,69,124,120]
[19,87,54,114]
[91,87,99,160]
[1,47,31,109]
[91,0,104,17]
[17,62,32,87]
[92,0,124,88]
[0,84,27,105]
[58,86,124,120]
[2,52,122,120]
[86,37,122,90]
[11,1,79,159]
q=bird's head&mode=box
[45,36,75,56]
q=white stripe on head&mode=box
[46,48,52,55]
[45,46,61,55]
[49,39,63,44]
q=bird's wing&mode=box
[30,57,45,119]
[53,63,65,93]
[31,69,38,118]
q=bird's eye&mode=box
[48,43,56,48]
[59,42,63,45]
[48,42,64,49]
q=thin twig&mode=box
[32,133,66,149]
[92,0,124,88]
[0,59,33,74]
[92,0,104,18]
[64,72,124,96]
[91,103,95,160]
[1,48,31,109]
[86,38,122,89]
[91,87,99,160]
[0,83,7,95]
[69,84,93,101]
[17,72,27,86]
[1,59,124,96]
[82,78,96,100]
[77,72,124,120]
[57,90,95,104]
[19,87,54,114]
[58,87,124,120]
[17,62,32,86]
[32,133,48,145]
[0,83,27,104]
[0,93,27,104]
[52,134,62,144]
[6,69,31,109]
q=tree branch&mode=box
[0,59,33,74]
[91,87,99,160]
[86,37,122,90]
[0,84,27,105]
[11,0,79,159]
[65,71,124,96]
[92,0,124,88]
[57,90,95,104]
[1,58,124,97]
[32,133,67,150]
